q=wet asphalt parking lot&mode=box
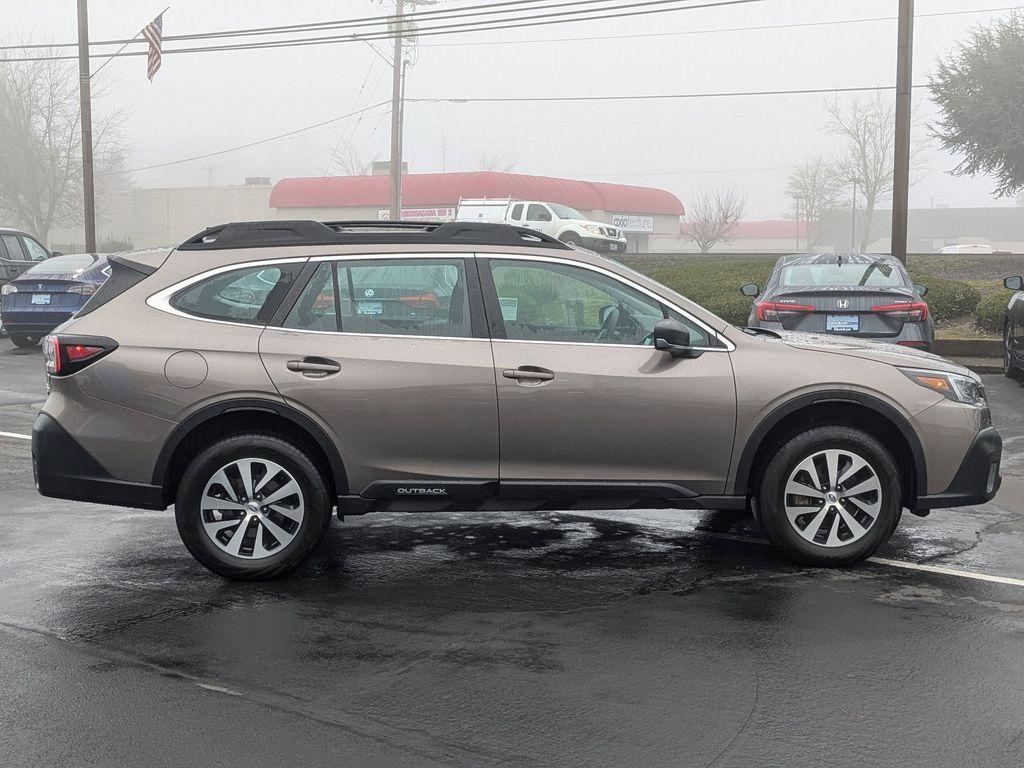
[2,342,1024,767]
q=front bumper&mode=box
[916,426,1002,511]
[32,411,166,510]
[580,237,628,253]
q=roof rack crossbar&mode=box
[177,220,570,251]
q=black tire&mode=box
[756,426,902,567]
[559,233,582,247]
[175,433,332,580]
[9,333,39,348]
[1004,325,1023,380]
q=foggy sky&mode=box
[3,0,1017,218]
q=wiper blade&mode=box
[740,326,782,338]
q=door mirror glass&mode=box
[653,319,701,358]
[1005,275,1024,291]
[914,282,929,297]
[740,282,760,298]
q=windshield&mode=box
[778,261,906,288]
[549,203,584,220]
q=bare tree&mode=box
[476,151,517,173]
[786,156,843,251]
[681,185,747,253]
[327,140,373,176]
[0,48,128,245]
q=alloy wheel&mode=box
[784,449,881,548]
[199,458,305,559]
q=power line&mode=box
[420,4,1024,47]
[408,84,930,104]
[0,0,765,62]
[0,0,565,49]
[103,100,390,176]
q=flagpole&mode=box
[91,6,169,79]
[77,0,97,253]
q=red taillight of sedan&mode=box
[756,301,816,322]
[871,301,929,322]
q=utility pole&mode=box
[77,0,97,253]
[891,0,915,265]
[389,0,405,221]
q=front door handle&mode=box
[287,358,341,377]
[503,367,555,382]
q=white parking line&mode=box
[0,431,30,441]
[868,557,1024,588]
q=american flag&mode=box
[143,13,163,81]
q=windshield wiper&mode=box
[858,258,893,286]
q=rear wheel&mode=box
[175,434,332,580]
[756,426,902,566]
[9,334,40,348]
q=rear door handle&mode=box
[503,367,555,382]
[287,358,341,377]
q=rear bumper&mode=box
[32,411,167,510]
[916,426,1002,511]
[1,310,74,335]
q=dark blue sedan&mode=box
[1,254,110,347]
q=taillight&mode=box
[872,301,928,322]
[67,283,98,296]
[44,334,118,377]
[756,301,816,322]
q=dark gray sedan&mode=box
[740,253,934,350]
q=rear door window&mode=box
[171,264,299,325]
[337,258,471,338]
[511,204,524,220]
[1,234,27,261]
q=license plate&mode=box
[31,294,51,305]
[826,314,859,332]
[356,301,383,316]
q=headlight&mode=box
[1,283,17,295]
[581,224,603,235]
[901,368,987,406]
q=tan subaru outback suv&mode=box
[32,221,1001,579]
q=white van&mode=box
[456,198,629,253]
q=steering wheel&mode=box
[597,304,621,342]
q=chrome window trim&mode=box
[147,251,734,352]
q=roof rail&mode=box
[177,220,570,251]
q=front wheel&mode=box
[1004,325,1022,380]
[559,232,582,248]
[756,426,902,566]
[175,434,333,580]
[9,333,39,348]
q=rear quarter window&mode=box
[171,264,300,325]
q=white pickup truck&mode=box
[455,198,628,253]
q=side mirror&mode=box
[51,251,63,257]
[914,283,929,297]
[1005,276,1024,291]
[740,282,760,298]
[653,319,702,358]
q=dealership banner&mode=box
[610,214,654,233]
[378,208,456,222]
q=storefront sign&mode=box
[378,207,456,222]
[610,214,655,233]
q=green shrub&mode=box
[643,257,774,324]
[974,290,1010,333]
[908,271,981,321]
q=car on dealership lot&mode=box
[1,253,110,347]
[456,197,628,252]
[740,253,934,350]
[32,220,1000,579]
[1001,274,1024,380]
[1,227,57,337]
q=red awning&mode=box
[270,171,684,216]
